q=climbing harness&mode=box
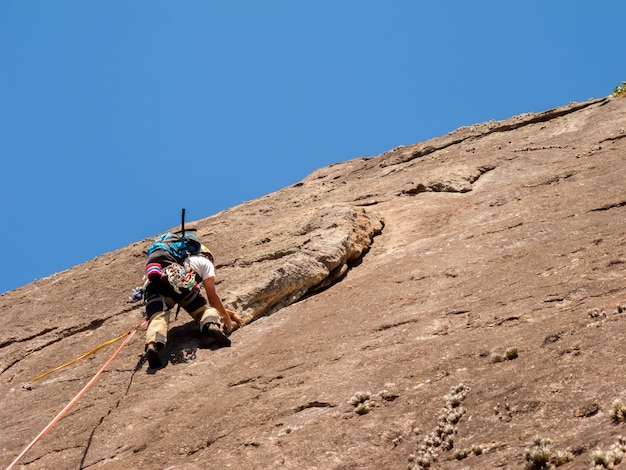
[6,318,148,470]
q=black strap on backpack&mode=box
[175,208,196,320]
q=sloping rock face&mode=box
[1,97,626,469]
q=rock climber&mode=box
[143,243,243,369]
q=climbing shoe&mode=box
[202,323,231,347]
[146,343,162,369]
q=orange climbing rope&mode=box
[5,318,148,470]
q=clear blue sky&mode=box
[1,1,624,294]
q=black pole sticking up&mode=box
[176,208,195,235]
[181,208,186,237]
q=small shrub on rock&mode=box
[588,308,606,319]
[613,82,626,98]
[348,391,380,415]
[522,436,575,469]
[552,450,574,467]
[491,347,519,363]
[590,442,625,469]
[524,436,552,470]
[610,398,626,423]
[349,391,371,406]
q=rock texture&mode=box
[2,96,626,469]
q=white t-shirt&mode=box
[185,255,215,282]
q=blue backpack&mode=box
[146,232,201,262]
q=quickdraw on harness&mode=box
[162,263,197,294]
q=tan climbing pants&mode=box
[145,300,222,349]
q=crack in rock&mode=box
[401,165,495,195]
[591,200,626,212]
